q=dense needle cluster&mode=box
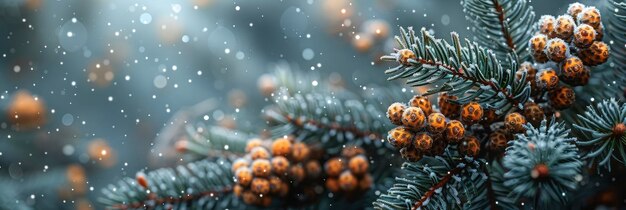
[574,98,626,170]
[503,119,582,205]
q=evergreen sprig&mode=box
[99,159,239,210]
[266,93,390,153]
[465,161,519,210]
[503,119,582,207]
[181,123,250,158]
[270,61,360,100]
[463,0,535,63]
[372,156,483,210]
[381,27,531,114]
[271,61,320,97]
[573,98,626,171]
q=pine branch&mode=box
[372,156,483,210]
[573,98,626,171]
[484,161,518,210]
[99,159,239,210]
[381,27,531,114]
[271,61,322,97]
[180,123,250,158]
[464,161,519,210]
[151,98,219,164]
[463,0,535,63]
[503,119,582,207]
[270,61,360,100]
[267,93,391,153]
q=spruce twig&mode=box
[381,27,530,114]
[99,159,239,210]
[463,0,535,62]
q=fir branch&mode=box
[464,161,519,210]
[271,61,322,97]
[181,123,250,158]
[151,98,219,164]
[503,119,582,207]
[270,61,360,100]
[463,0,535,62]
[267,93,390,153]
[413,167,462,209]
[99,159,239,210]
[573,98,626,171]
[484,161,518,210]
[268,61,315,97]
[483,172,498,210]
[381,27,531,114]
[372,156,483,210]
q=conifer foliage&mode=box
[99,1,626,209]
[463,0,536,63]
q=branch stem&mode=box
[491,0,516,52]
[411,167,463,210]
[415,58,520,107]
[283,114,381,140]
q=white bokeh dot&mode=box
[302,48,314,60]
[154,75,167,88]
[140,13,152,24]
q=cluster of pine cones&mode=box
[386,93,549,161]
[527,2,610,109]
[386,95,480,162]
[324,146,372,197]
[232,138,323,207]
[232,138,372,206]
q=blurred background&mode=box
[0,0,599,209]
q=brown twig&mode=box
[491,0,516,52]
[415,58,521,108]
[284,115,382,140]
[411,167,463,210]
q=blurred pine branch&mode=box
[99,158,239,210]
[463,0,536,63]
[266,93,392,154]
[179,124,250,159]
